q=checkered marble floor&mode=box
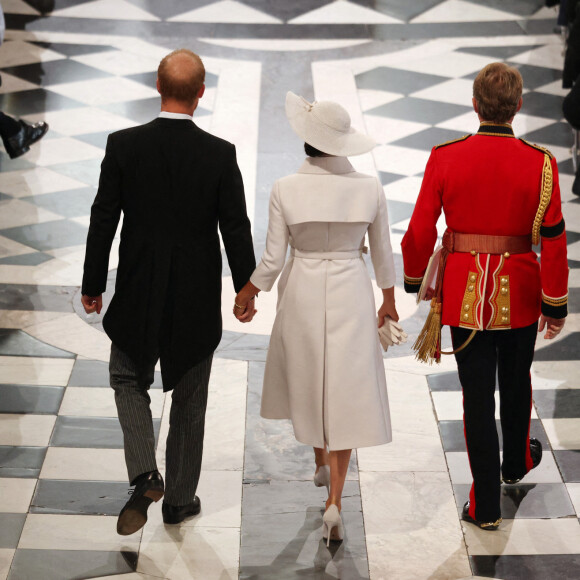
[0,1,579,579]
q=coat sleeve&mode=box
[563,75,580,129]
[367,179,396,288]
[401,147,443,293]
[250,181,289,292]
[82,134,122,296]
[539,156,569,318]
[218,144,256,293]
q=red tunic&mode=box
[402,123,568,329]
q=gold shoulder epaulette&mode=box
[434,134,471,149]
[519,138,554,159]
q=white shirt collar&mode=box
[158,111,193,121]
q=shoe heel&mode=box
[145,488,164,502]
[322,504,344,546]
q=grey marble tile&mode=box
[48,159,102,189]
[456,44,545,60]
[374,0,444,22]
[470,554,580,580]
[8,549,137,580]
[534,333,580,362]
[0,89,84,117]
[0,252,53,266]
[31,479,127,515]
[554,451,580,483]
[379,172,407,187]
[0,384,64,415]
[439,419,551,453]
[0,152,35,172]
[468,0,545,17]
[533,389,580,419]
[2,59,111,86]
[217,334,269,363]
[68,358,163,389]
[0,513,26,548]
[0,329,74,358]
[74,131,113,150]
[366,97,471,124]
[50,416,161,448]
[28,41,118,57]
[427,371,462,391]
[454,483,575,519]
[0,445,47,478]
[387,200,415,224]
[22,187,96,218]
[102,97,162,125]
[522,122,575,149]
[0,219,89,252]
[519,91,566,120]
[356,66,447,95]
[390,127,468,151]
[0,283,76,312]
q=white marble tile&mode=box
[47,77,159,107]
[19,514,141,550]
[0,549,14,580]
[532,361,580,390]
[0,356,73,386]
[0,167,88,197]
[169,0,281,23]
[72,51,160,76]
[541,419,580,450]
[0,40,65,67]
[358,89,403,112]
[0,310,65,329]
[363,115,431,145]
[0,478,37,513]
[0,199,63,229]
[437,111,480,133]
[432,391,538,421]
[69,215,91,228]
[361,471,471,580]
[1,0,39,15]
[534,80,571,97]
[382,176,424,204]
[0,414,56,446]
[289,0,402,24]
[50,0,159,21]
[373,145,430,177]
[388,50,493,79]
[23,107,135,137]
[446,451,562,484]
[91,574,160,580]
[386,353,459,376]
[509,44,566,70]
[138,525,239,579]
[59,387,165,418]
[463,517,580,555]
[0,72,38,94]
[512,113,558,136]
[411,78,475,106]
[0,235,36,259]
[25,137,104,167]
[40,448,128,481]
[412,0,521,23]
[566,483,580,516]
[199,38,370,52]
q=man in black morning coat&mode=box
[81,49,256,535]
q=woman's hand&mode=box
[377,286,399,327]
[234,281,260,323]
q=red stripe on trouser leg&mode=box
[524,372,533,472]
[469,484,476,518]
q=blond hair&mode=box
[157,49,205,105]
[473,62,523,123]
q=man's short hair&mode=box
[157,49,205,105]
[473,62,523,124]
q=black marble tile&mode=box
[0,329,74,358]
[521,122,574,148]
[554,450,580,482]
[378,171,406,186]
[1,59,111,87]
[456,44,545,60]
[519,91,565,119]
[22,187,96,218]
[29,40,118,57]
[67,358,163,388]
[0,252,53,266]
[48,158,103,187]
[0,514,26,549]
[0,89,85,116]
[102,97,161,125]
[0,218,89,251]
[427,371,462,391]
[390,127,467,151]
[366,97,471,124]
[454,482,574,518]
[533,333,580,361]
[439,419,550,453]
[0,445,47,478]
[470,555,580,580]
[50,416,161,448]
[533,389,580,418]
[8,549,137,580]
[0,384,64,414]
[31,479,128,515]
[355,66,447,95]
[387,200,415,224]
[0,283,76,312]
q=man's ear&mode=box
[516,96,523,113]
[198,84,206,99]
[472,97,479,114]
[156,78,161,95]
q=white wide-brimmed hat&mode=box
[285,91,375,157]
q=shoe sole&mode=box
[117,488,164,536]
[163,505,201,525]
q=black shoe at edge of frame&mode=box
[502,438,543,485]
[162,496,201,524]
[117,470,164,536]
[462,501,502,531]
[2,120,49,159]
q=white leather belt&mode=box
[290,247,366,260]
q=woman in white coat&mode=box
[234,92,398,544]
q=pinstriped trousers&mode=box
[110,344,213,506]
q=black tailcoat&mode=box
[82,118,256,390]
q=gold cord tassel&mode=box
[413,298,442,364]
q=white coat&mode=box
[250,156,396,450]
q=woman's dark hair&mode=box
[304,143,326,157]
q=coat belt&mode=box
[290,247,366,260]
[442,230,532,255]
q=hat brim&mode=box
[285,92,375,157]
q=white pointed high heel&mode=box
[322,504,344,547]
[313,465,330,493]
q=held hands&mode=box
[81,294,102,314]
[538,315,565,339]
[233,281,260,324]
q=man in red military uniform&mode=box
[402,62,568,530]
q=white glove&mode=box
[378,317,408,351]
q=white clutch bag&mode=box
[417,244,443,304]
[378,317,408,351]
